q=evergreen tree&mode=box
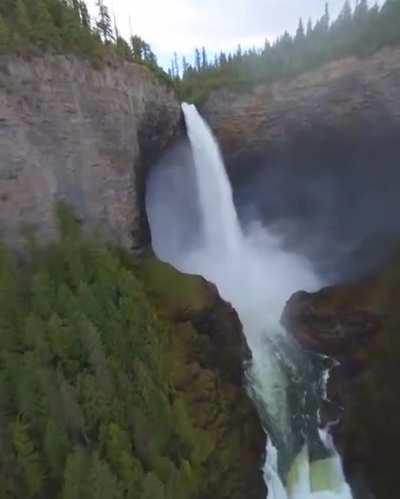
[337,0,353,27]
[182,56,189,76]
[131,35,144,60]
[12,416,46,497]
[115,36,132,59]
[173,51,179,77]
[306,18,313,38]
[295,18,306,42]
[96,0,113,43]
[194,48,201,71]
[201,46,208,69]
[322,3,330,32]
[79,1,90,29]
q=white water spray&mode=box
[149,103,353,499]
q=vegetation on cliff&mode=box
[175,0,400,102]
[0,0,170,84]
[0,205,265,499]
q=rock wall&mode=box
[201,46,400,281]
[202,46,400,168]
[283,260,400,499]
[0,54,181,253]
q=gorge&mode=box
[1,41,400,499]
[148,102,353,498]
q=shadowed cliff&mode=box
[283,255,400,499]
[201,46,400,281]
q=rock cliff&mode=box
[0,54,267,499]
[283,258,400,499]
[202,46,400,281]
[137,258,267,499]
[202,46,400,169]
[0,54,181,253]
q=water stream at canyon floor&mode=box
[148,103,353,499]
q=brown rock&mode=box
[282,259,400,499]
[202,46,400,169]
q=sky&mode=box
[87,0,384,70]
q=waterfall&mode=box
[149,103,354,499]
[182,103,242,252]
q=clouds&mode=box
[88,0,383,69]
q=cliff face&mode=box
[202,46,400,168]
[0,54,181,253]
[201,46,400,281]
[283,260,400,499]
[138,258,267,499]
[0,55,267,499]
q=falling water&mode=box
[183,104,242,252]
[150,103,353,498]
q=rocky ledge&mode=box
[202,46,400,169]
[283,259,400,499]
[0,54,181,253]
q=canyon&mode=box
[1,45,400,498]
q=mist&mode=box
[146,104,354,498]
[230,131,400,282]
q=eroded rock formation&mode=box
[0,54,181,253]
[283,259,400,499]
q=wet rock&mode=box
[282,259,400,499]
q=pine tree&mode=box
[62,448,90,499]
[354,0,369,20]
[79,1,90,29]
[201,46,208,69]
[219,51,227,65]
[182,56,189,76]
[130,35,143,60]
[173,51,179,77]
[88,454,123,499]
[338,0,353,26]
[96,0,113,43]
[322,2,330,32]
[194,48,201,71]
[12,416,46,497]
[306,17,313,38]
[115,36,132,59]
[295,18,306,42]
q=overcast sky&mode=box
[87,0,384,69]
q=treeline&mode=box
[0,0,169,83]
[175,0,400,102]
[0,205,204,499]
